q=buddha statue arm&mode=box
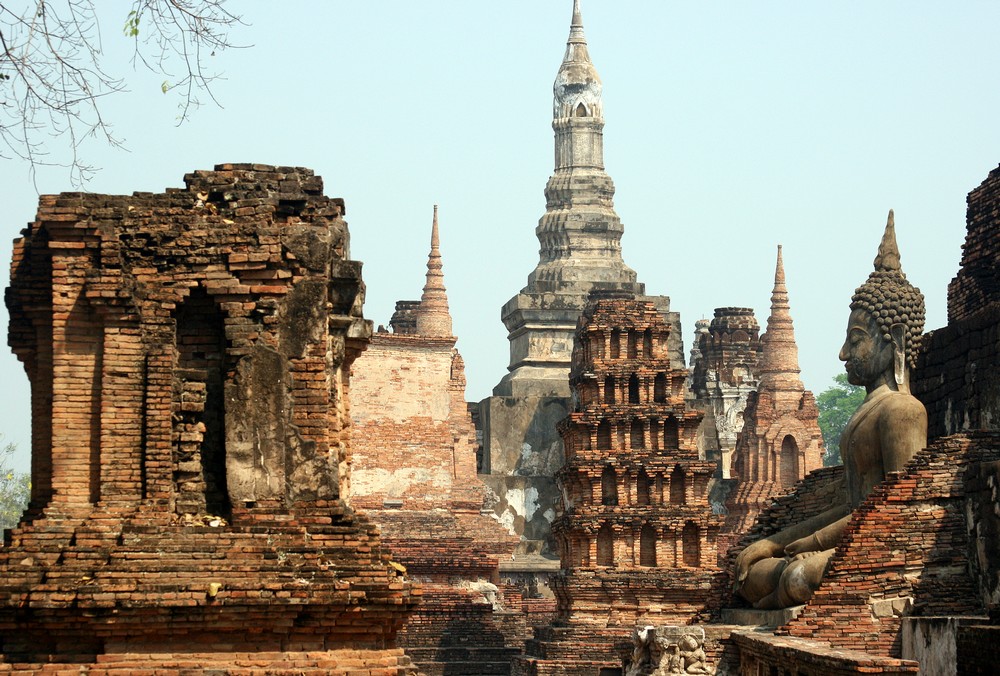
[879,395,928,474]
[784,513,851,556]
[734,503,851,584]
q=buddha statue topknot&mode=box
[733,210,928,610]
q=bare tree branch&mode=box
[0,1,245,187]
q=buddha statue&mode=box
[733,210,927,610]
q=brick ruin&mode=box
[3,3,1000,675]
[513,294,726,675]
[722,247,824,551]
[0,165,419,674]
[688,308,762,486]
[349,207,526,675]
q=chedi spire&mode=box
[554,0,603,124]
[416,205,453,337]
[571,0,584,39]
[758,245,803,392]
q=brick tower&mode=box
[0,165,418,673]
[724,246,824,543]
[513,293,725,675]
[478,0,679,556]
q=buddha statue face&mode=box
[839,308,895,388]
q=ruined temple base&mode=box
[732,632,918,675]
[365,509,524,675]
[0,649,419,675]
[511,622,633,676]
[514,623,741,676]
[720,605,804,628]
[0,503,418,673]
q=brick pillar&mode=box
[50,267,103,510]
[656,527,670,567]
[144,346,175,503]
[98,321,145,504]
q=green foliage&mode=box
[817,373,866,466]
[123,10,140,37]
[0,441,30,532]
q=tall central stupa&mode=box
[478,0,681,554]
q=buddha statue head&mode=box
[841,210,926,392]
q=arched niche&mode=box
[780,434,799,487]
[640,524,657,567]
[601,465,618,506]
[597,523,614,567]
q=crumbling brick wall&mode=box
[351,334,483,512]
[913,163,1000,440]
[0,165,418,673]
[777,434,991,656]
[350,274,522,674]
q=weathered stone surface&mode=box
[689,308,761,486]
[0,164,418,673]
[626,625,711,676]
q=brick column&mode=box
[49,250,102,510]
[97,321,145,504]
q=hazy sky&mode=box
[3,1,1000,473]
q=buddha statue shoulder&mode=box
[733,210,927,610]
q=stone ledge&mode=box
[721,605,804,628]
[732,630,919,674]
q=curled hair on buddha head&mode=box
[850,210,926,368]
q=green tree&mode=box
[0,440,29,531]
[817,373,866,466]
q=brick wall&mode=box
[351,334,482,511]
[350,313,522,673]
[0,165,418,673]
[777,434,993,656]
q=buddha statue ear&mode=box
[890,323,908,393]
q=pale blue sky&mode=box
[4,1,1000,473]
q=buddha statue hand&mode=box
[734,537,784,589]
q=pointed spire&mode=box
[758,245,803,392]
[554,0,602,121]
[569,0,586,44]
[431,204,441,250]
[874,209,902,273]
[416,205,454,337]
[771,245,789,313]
